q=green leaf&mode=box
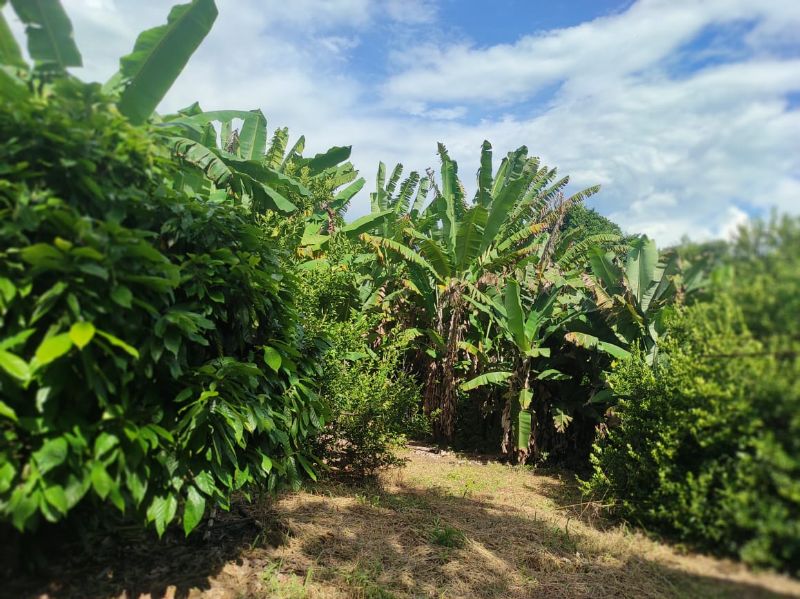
[0,461,15,494]
[126,470,147,506]
[296,454,317,482]
[564,331,631,359]
[625,236,658,304]
[588,246,623,290]
[261,454,273,473]
[194,471,216,495]
[93,432,119,458]
[237,109,267,160]
[340,210,393,237]
[460,371,513,391]
[263,346,281,372]
[516,410,531,451]
[0,329,35,352]
[183,485,206,535]
[536,369,570,381]
[96,330,139,359]
[0,350,30,381]
[91,462,114,499]
[504,280,530,352]
[111,285,133,308]
[43,485,68,515]
[68,321,95,350]
[20,243,64,267]
[34,333,72,366]
[33,437,68,474]
[299,146,352,177]
[518,388,533,410]
[0,400,18,422]
[9,0,82,70]
[147,494,178,538]
[171,136,233,186]
[113,0,218,124]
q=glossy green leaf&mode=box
[93,432,119,458]
[33,438,68,474]
[183,485,205,535]
[43,485,68,515]
[263,346,281,372]
[0,350,29,381]
[68,321,95,350]
[35,333,72,366]
[147,494,178,538]
[91,462,114,499]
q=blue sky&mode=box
[5,0,799,244]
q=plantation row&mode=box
[0,0,797,576]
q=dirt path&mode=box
[12,446,800,598]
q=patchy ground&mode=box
[8,446,800,599]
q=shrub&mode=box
[295,254,427,477]
[0,80,325,536]
[584,298,800,573]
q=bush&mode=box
[295,254,427,477]
[584,298,800,573]
[0,81,325,536]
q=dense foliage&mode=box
[0,73,324,537]
[586,217,800,574]
[1,0,798,577]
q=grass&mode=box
[10,446,800,598]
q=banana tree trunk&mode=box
[423,286,464,443]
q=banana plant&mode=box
[359,141,601,442]
[1,0,217,123]
[570,236,706,363]
[460,277,579,461]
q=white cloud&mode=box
[3,0,798,246]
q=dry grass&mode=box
[12,446,800,599]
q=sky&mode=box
[5,0,800,245]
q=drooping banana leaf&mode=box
[340,210,393,237]
[516,388,533,450]
[171,136,232,187]
[564,331,630,359]
[331,178,366,210]
[460,371,513,391]
[297,145,352,177]
[360,234,440,281]
[588,246,623,290]
[112,0,218,124]
[9,0,81,71]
